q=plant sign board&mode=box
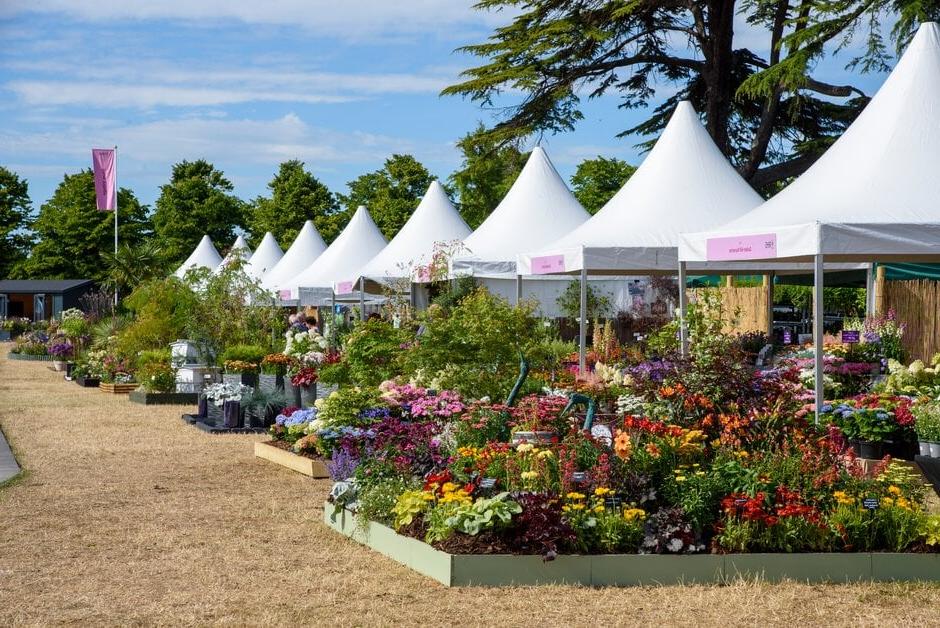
[841,330,860,344]
[863,497,879,510]
[705,233,777,261]
[782,330,792,344]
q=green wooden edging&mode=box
[322,503,940,587]
[128,390,199,406]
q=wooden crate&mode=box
[254,441,329,478]
[99,382,138,394]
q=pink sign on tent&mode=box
[91,148,116,211]
[531,254,565,274]
[706,233,777,261]
[335,281,354,294]
[278,289,292,300]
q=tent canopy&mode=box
[243,232,283,281]
[279,205,388,296]
[261,220,328,295]
[341,180,470,292]
[174,235,222,278]
[217,234,252,271]
[680,22,940,264]
[450,146,589,278]
[518,101,763,275]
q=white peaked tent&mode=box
[217,234,252,271]
[174,235,223,278]
[243,232,283,281]
[279,206,388,301]
[518,101,763,275]
[340,181,471,291]
[261,220,328,298]
[679,22,940,418]
[450,146,590,278]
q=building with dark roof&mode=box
[0,280,96,320]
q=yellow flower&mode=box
[521,471,538,481]
[735,450,749,459]
[566,492,586,500]
[441,482,460,494]
[888,485,902,496]
[517,443,535,453]
[593,505,605,513]
[594,487,612,497]
[833,490,854,506]
[623,508,646,522]
[675,475,687,482]
[537,450,554,459]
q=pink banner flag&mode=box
[91,148,116,211]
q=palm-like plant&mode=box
[102,241,169,299]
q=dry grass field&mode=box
[1,347,939,626]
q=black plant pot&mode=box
[65,362,76,378]
[288,383,302,407]
[241,372,258,388]
[222,400,242,429]
[301,383,318,407]
[858,440,884,459]
[197,395,209,419]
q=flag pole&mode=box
[113,145,119,308]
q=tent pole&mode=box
[765,273,774,339]
[358,277,365,322]
[865,263,875,317]
[814,254,825,424]
[678,262,688,357]
[515,274,522,306]
[578,267,587,374]
[330,291,336,350]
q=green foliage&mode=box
[392,490,433,530]
[773,285,866,316]
[430,275,478,311]
[219,344,267,366]
[101,240,170,298]
[447,124,528,228]
[337,154,439,239]
[13,170,149,282]
[442,1,934,190]
[341,319,411,386]
[443,493,521,535]
[355,475,418,528]
[116,278,197,361]
[246,160,339,247]
[180,262,284,364]
[138,360,177,393]
[570,156,636,214]
[555,280,612,321]
[152,160,245,266]
[0,166,33,278]
[316,387,384,428]
[401,288,542,400]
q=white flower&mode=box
[667,538,684,553]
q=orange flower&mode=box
[613,429,633,460]
[644,443,661,459]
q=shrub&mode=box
[138,361,177,393]
[220,344,267,366]
[340,319,411,386]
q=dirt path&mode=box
[0,348,938,626]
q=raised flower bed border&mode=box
[6,352,52,361]
[99,382,138,394]
[254,441,330,478]
[75,375,100,388]
[128,390,199,406]
[323,503,940,587]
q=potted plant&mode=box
[290,366,319,407]
[223,359,259,388]
[852,408,897,459]
[243,388,289,428]
[260,353,292,392]
[913,402,940,458]
[48,340,74,371]
[203,382,253,428]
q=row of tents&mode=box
[177,22,940,417]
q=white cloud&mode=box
[0,0,508,39]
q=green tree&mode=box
[448,124,528,228]
[152,160,245,265]
[0,167,33,278]
[337,154,437,239]
[14,170,149,281]
[570,156,636,214]
[102,240,170,298]
[246,160,339,247]
[444,2,938,192]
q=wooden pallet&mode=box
[99,382,138,394]
[254,441,329,478]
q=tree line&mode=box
[0,128,634,286]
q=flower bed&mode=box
[100,382,138,394]
[7,352,52,361]
[324,503,940,587]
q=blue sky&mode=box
[0,1,896,212]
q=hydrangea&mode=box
[204,382,253,407]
